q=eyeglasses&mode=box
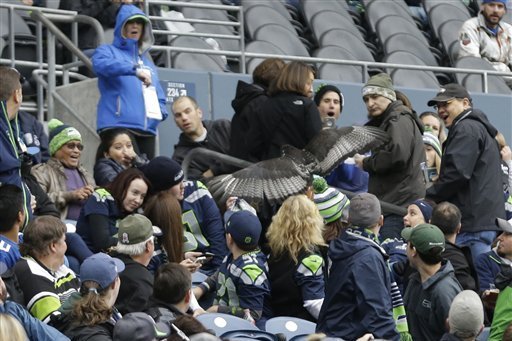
[433,99,454,110]
[65,142,84,151]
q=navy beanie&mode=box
[141,156,184,193]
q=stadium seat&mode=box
[170,36,227,70]
[244,40,286,74]
[375,15,430,46]
[438,20,466,63]
[429,4,471,39]
[310,10,365,44]
[265,316,316,340]
[191,271,208,286]
[320,29,376,61]
[173,53,226,72]
[221,329,279,341]
[366,0,418,35]
[244,5,301,39]
[423,0,471,16]
[196,313,259,336]
[384,33,439,66]
[193,22,239,52]
[300,0,355,26]
[254,24,309,57]
[317,63,366,83]
[384,51,439,89]
[455,56,512,95]
[242,0,294,21]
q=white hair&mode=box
[115,236,153,256]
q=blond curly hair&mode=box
[266,195,326,264]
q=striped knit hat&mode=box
[313,177,350,224]
[423,131,442,157]
[362,73,396,102]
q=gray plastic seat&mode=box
[366,0,418,34]
[300,0,353,25]
[384,33,439,66]
[170,36,227,70]
[429,4,471,39]
[173,53,225,72]
[0,8,32,37]
[254,24,309,57]
[455,56,512,95]
[244,40,286,74]
[438,20,465,63]
[245,5,298,39]
[310,10,365,43]
[317,63,366,83]
[193,22,239,52]
[376,15,429,46]
[320,29,375,62]
[242,0,293,21]
[384,51,439,89]
[424,0,471,16]
[391,69,440,89]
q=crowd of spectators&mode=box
[1,1,512,340]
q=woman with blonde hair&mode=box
[266,194,327,322]
[0,313,28,341]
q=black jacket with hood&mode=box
[230,80,269,164]
[426,108,505,232]
[363,100,426,207]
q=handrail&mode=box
[182,148,406,216]
[145,0,509,91]
[30,11,96,71]
[32,70,99,138]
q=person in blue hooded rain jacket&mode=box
[93,4,168,160]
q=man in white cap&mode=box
[440,290,484,340]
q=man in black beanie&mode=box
[354,73,426,240]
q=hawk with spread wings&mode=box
[207,126,389,207]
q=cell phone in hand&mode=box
[195,256,208,264]
[202,252,215,258]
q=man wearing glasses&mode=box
[426,83,505,263]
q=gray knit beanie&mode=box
[362,73,396,101]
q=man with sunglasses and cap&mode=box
[426,84,504,263]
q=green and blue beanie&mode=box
[48,118,82,156]
[313,177,350,224]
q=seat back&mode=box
[320,29,375,62]
[384,33,439,66]
[221,329,278,341]
[455,56,512,94]
[254,24,309,57]
[196,313,259,336]
[245,5,296,39]
[245,40,286,74]
[376,15,429,46]
[265,316,316,340]
[310,10,364,43]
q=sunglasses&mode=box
[433,99,454,110]
[65,142,84,151]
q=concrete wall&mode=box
[54,68,512,173]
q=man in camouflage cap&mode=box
[353,73,426,240]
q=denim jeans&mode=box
[456,230,498,264]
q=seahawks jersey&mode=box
[213,250,270,322]
[182,180,227,271]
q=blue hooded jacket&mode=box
[317,229,400,340]
[0,101,31,225]
[93,4,168,135]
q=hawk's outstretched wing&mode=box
[207,153,310,207]
[304,126,389,176]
